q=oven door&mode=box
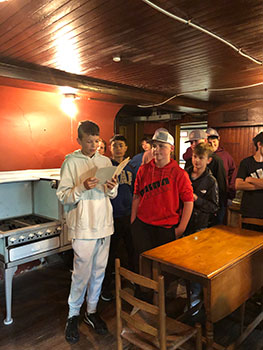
[9,236,60,262]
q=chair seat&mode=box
[121,310,198,350]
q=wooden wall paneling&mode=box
[215,126,263,167]
[208,102,263,128]
[135,122,145,155]
[118,123,136,159]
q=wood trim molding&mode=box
[0,59,214,112]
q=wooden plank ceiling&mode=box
[0,0,263,114]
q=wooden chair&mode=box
[238,217,263,335]
[115,258,202,350]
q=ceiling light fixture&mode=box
[113,55,121,63]
[63,93,80,100]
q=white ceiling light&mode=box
[113,55,121,62]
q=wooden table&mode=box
[140,225,263,350]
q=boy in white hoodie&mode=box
[57,120,118,344]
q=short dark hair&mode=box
[110,134,127,145]
[253,132,263,150]
[78,120,100,139]
[193,142,213,158]
[141,136,151,144]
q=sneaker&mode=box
[183,297,201,316]
[65,316,79,344]
[100,290,114,302]
[191,298,201,316]
[84,312,108,335]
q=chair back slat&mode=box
[241,217,263,227]
[120,289,159,315]
[121,309,158,337]
[119,265,159,290]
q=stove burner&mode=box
[0,215,52,232]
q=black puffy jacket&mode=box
[185,167,219,235]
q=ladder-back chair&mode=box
[115,258,202,350]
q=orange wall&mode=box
[0,86,122,171]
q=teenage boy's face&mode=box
[192,153,211,172]
[152,141,172,162]
[110,140,127,159]
[78,134,100,157]
[208,136,219,152]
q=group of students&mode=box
[56,120,263,344]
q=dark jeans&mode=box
[131,217,177,274]
[102,215,134,290]
[211,206,226,226]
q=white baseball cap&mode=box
[152,128,174,146]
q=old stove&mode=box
[0,169,71,325]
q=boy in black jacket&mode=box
[185,142,219,236]
[184,129,226,224]
[184,143,219,312]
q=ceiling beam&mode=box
[0,59,214,112]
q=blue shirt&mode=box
[110,159,135,218]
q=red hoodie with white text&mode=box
[134,159,193,227]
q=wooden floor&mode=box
[0,258,262,350]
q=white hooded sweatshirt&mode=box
[57,150,117,240]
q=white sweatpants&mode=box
[68,237,110,318]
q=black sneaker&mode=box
[100,290,114,302]
[65,316,79,344]
[84,312,108,335]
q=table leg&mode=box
[140,255,152,279]
[203,284,214,350]
[152,261,160,281]
[206,320,214,350]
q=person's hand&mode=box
[83,177,99,190]
[174,227,184,239]
[245,177,253,183]
[105,175,118,190]
[193,193,198,201]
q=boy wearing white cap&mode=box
[131,128,194,274]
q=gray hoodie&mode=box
[57,150,117,240]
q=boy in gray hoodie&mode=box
[57,120,118,344]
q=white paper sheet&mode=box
[95,166,117,184]
[94,157,130,184]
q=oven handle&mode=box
[31,245,41,252]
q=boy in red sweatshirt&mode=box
[131,128,194,274]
